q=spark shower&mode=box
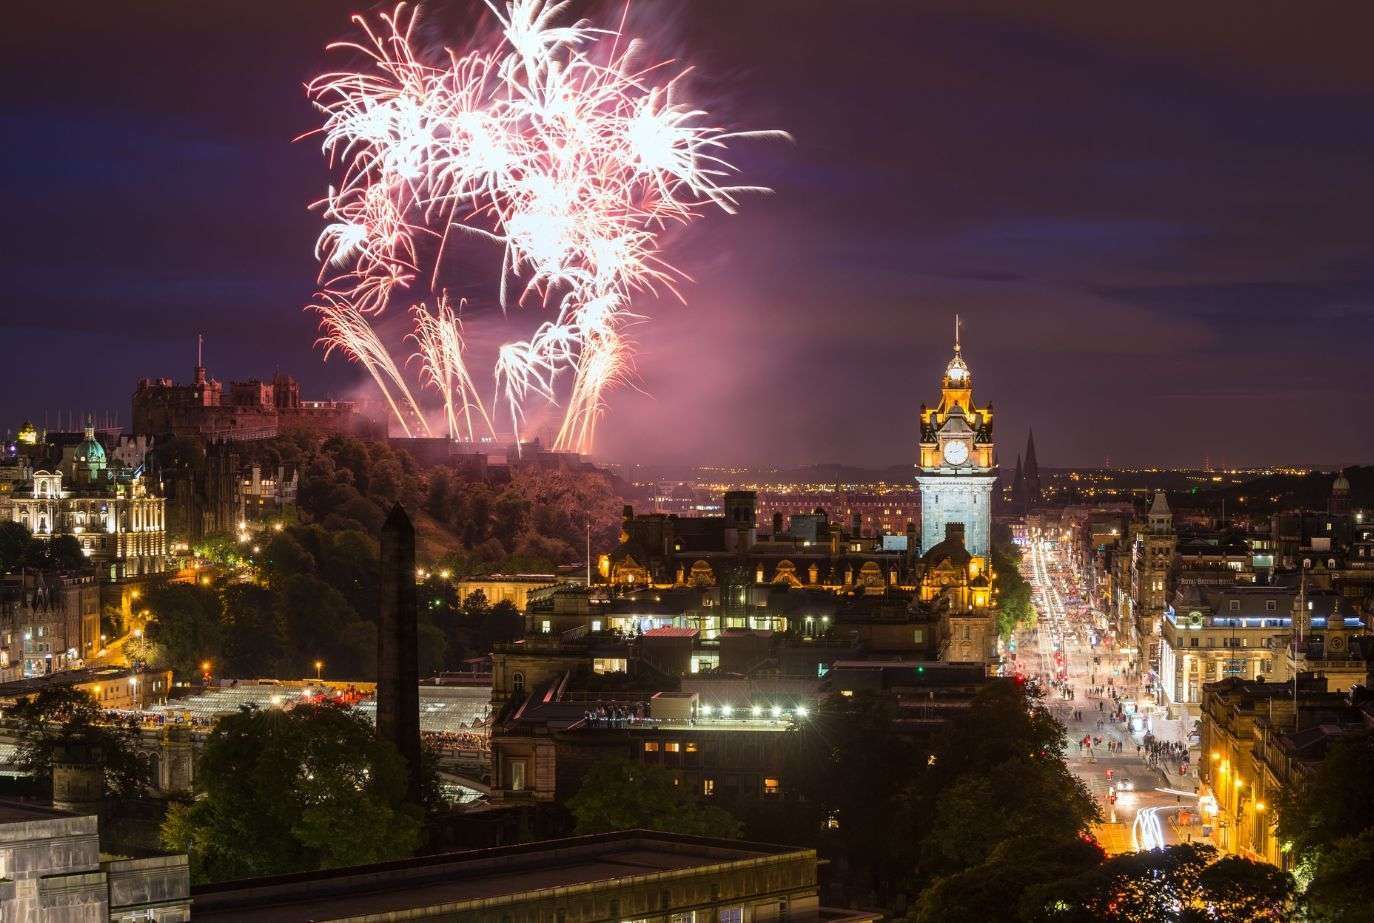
[306,0,785,452]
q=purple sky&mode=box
[3,1,1373,468]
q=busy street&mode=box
[1010,530,1204,853]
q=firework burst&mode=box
[306,0,785,452]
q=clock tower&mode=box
[916,317,997,557]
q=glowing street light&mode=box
[315,660,324,681]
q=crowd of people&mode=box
[1142,734,1191,776]
[422,728,489,752]
[581,702,655,728]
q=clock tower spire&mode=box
[916,317,998,557]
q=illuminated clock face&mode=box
[943,440,969,466]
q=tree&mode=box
[1025,843,1292,923]
[1279,731,1374,921]
[46,535,87,572]
[220,584,286,677]
[923,756,1097,875]
[10,686,152,797]
[1278,731,1374,858]
[992,542,1035,639]
[567,756,742,838]
[1300,828,1374,922]
[0,521,33,573]
[417,622,447,677]
[1198,854,1294,923]
[783,691,923,904]
[274,574,358,677]
[259,530,316,583]
[161,702,421,883]
[144,584,223,678]
[913,833,1103,923]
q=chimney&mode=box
[378,504,422,805]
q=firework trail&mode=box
[316,294,430,437]
[409,294,495,442]
[306,0,785,453]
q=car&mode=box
[1117,778,1134,791]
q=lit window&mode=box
[665,742,681,753]
[763,777,780,796]
[703,778,715,796]
[685,742,698,753]
[644,741,660,752]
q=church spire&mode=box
[944,314,970,386]
[1023,429,1042,505]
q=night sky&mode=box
[4,1,1373,468]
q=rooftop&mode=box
[192,831,810,922]
[0,798,75,825]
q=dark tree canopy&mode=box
[9,685,152,797]
[1278,731,1374,921]
[567,757,742,839]
[161,703,421,883]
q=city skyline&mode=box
[4,0,1374,468]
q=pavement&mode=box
[1009,534,1207,855]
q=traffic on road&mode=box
[1008,529,1205,854]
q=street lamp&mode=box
[314,660,324,682]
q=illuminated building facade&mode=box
[1,422,167,579]
[915,321,997,558]
[1131,490,1176,678]
[607,491,915,599]
[915,522,997,664]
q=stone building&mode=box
[192,830,874,923]
[132,359,369,441]
[0,573,102,678]
[1198,674,1371,866]
[1131,490,1177,680]
[607,490,915,597]
[913,522,997,664]
[916,319,997,558]
[0,799,190,921]
[1,422,167,579]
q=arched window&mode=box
[688,561,715,587]
[772,561,801,587]
[512,672,525,697]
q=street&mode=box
[1010,532,1204,853]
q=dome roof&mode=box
[945,352,970,383]
[921,536,972,568]
[75,424,106,467]
[1333,472,1351,494]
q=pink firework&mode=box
[306,0,786,452]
